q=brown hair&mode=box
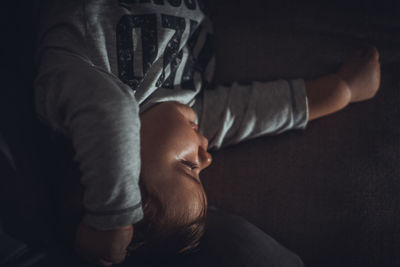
[129,178,207,255]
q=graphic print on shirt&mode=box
[155,14,186,89]
[116,0,213,95]
[116,14,158,90]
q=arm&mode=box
[36,50,143,229]
[194,47,380,149]
[306,74,352,121]
[193,79,308,149]
[35,50,143,264]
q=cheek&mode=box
[162,124,197,156]
[141,122,181,159]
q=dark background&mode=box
[203,1,400,266]
[1,0,399,266]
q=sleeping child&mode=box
[34,0,380,265]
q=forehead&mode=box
[163,101,198,122]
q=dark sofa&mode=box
[1,0,399,266]
[202,1,400,266]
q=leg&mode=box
[126,207,303,267]
[192,207,304,267]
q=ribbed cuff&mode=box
[83,203,143,230]
[288,79,309,129]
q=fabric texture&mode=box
[35,0,308,230]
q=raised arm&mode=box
[36,50,143,230]
[194,46,380,149]
[193,78,308,150]
[35,50,143,265]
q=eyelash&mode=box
[182,160,199,170]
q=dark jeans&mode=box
[125,207,304,267]
[1,210,303,267]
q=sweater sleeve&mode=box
[192,79,309,150]
[35,50,143,230]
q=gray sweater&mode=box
[35,0,308,230]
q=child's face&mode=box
[140,101,212,219]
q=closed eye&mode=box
[180,160,201,185]
[181,160,199,171]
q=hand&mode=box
[337,45,381,103]
[74,222,134,266]
[306,46,381,121]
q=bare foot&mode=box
[337,45,381,103]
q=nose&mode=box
[199,134,209,151]
[198,145,212,170]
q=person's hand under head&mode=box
[306,45,380,120]
[139,101,212,228]
[74,222,134,266]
